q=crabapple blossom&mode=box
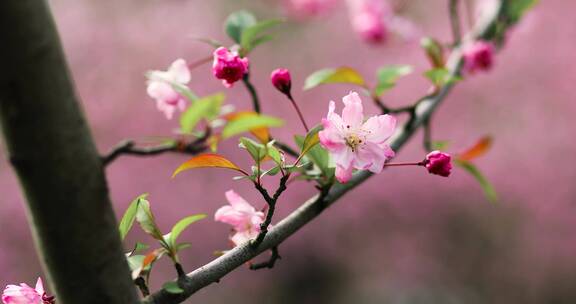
[463,41,495,74]
[2,278,54,304]
[284,0,336,19]
[270,68,292,95]
[212,47,249,88]
[424,151,452,177]
[146,58,190,119]
[346,0,388,44]
[215,190,264,246]
[319,91,396,183]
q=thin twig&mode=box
[242,74,261,113]
[252,174,290,248]
[249,247,281,270]
[449,0,462,45]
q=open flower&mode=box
[463,41,495,74]
[2,277,55,304]
[319,92,396,183]
[284,0,336,19]
[146,59,190,119]
[215,190,264,246]
[424,151,452,177]
[212,47,249,88]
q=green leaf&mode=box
[239,137,266,162]
[127,255,145,272]
[240,19,283,52]
[222,114,284,139]
[119,193,148,240]
[168,214,206,250]
[135,198,164,241]
[266,142,283,166]
[300,125,322,157]
[506,0,539,24]
[304,67,367,90]
[431,140,450,151]
[374,65,413,96]
[224,10,257,43]
[424,68,462,86]
[179,93,225,133]
[295,133,329,174]
[420,37,444,68]
[455,159,498,203]
[260,165,281,178]
[163,281,184,294]
[172,83,199,102]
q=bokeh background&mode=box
[1,0,575,303]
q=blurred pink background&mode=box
[1,0,575,303]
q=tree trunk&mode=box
[0,1,139,303]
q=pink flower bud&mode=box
[2,277,54,304]
[347,0,389,44]
[212,47,249,88]
[463,41,495,74]
[270,68,292,95]
[424,151,452,177]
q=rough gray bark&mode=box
[0,1,139,303]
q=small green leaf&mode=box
[266,142,283,166]
[127,255,145,272]
[295,130,329,174]
[119,193,148,240]
[179,93,225,133]
[169,214,206,250]
[222,114,284,139]
[260,165,281,177]
[431,140,450,151]
[300,125,322,157]
[163,281,184,294]
[424,68,462,86]
[421,37,444,68]
[374,65,413,96]
[455,159,498,203]
[304,67,367,90]
[241,19,283,51]
[506,0,539,24]
[225,10,257,43]
[135,199,164,241]
[239,137,266,162]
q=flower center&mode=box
[345,133,363,152]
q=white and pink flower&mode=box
[319,92,396,183]
[2,277,54,304]
[215,190,265,246]
[146,59,191,119]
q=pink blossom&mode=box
[346,0,388,44]
[215,190,264,246]
[2,278,54,304]
[284,0,336,19]
[319,92,396,183]
[463,41,495,74]
[270,68,292,95]
[424,151,452,177]
[146,59,190,119]
[212,47,249,88]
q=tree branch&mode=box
[0,1,139,303]
[143,2,505,303]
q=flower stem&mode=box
[287,93,309,132]
[384,161,425,167]
[242,74,261,113]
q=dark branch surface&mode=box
[102,137,207,166]
[0,1,138,303]
[143,2,505,303]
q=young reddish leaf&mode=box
[172,153,247,178]
[304,67,367,90]
[458,136,493,161]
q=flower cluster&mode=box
[2,278,54,304]
[319,92,396,183]
[215,190,265,246]
[212,47,249,88]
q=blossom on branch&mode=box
[2,278,55,304]
[212,47,249,88]
[463,41,495,74]
[146,59,191,119]
[319,91,396,183]
[215,190,265,246]
[270,68,292,96]
[424,151,452,177]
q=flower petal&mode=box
[362,114,396,144]
[341,91,364,128]
[167,59,191,84]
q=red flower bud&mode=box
[270,68,292,95]
[424,151,452,177]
